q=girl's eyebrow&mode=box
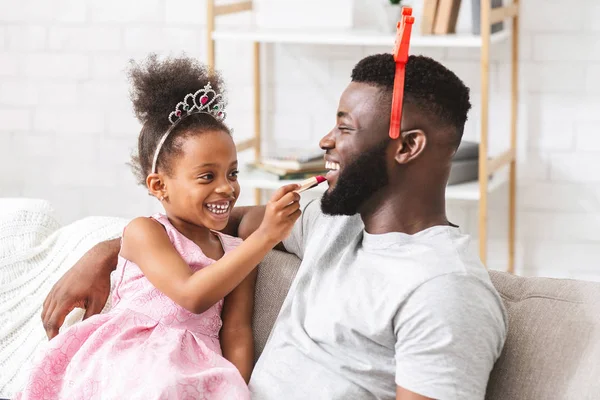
[193,162,217,169]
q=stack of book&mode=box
[421,0,504,35]
[421,0,462,35]
[250,150,327,181]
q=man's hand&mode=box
[41,239,120,339]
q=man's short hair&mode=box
[351,54,472,146]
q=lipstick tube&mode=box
[295,175,326,193]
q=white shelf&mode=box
[212,26,510,48]
[445,172,507,201]
[241,167,507,201]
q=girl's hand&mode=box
[256,184,302,245]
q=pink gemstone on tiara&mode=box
[200,96,208,105]
[176,110,182,117]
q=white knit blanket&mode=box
[0,198,128,398]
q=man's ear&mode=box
[146,173,168,201]
[394,129,426,165]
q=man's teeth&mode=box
[326,161,340,170]
[206,202,230,214]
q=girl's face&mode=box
[161,129,240,232]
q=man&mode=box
[42,54,507,399]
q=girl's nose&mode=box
[215,180,235,195]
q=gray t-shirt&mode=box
[249,199,507,400]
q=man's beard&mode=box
[321,140,390,216]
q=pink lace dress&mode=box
[16,214,251,400]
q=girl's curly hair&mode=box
[127,53,231,185]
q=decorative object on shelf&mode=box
[254,0,354,30]
[448,141,479,185]
[471,0,504,34]
[375,0,404,33]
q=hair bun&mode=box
[127,53,226,127]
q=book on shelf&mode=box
[421,0,439,34]
[433,0,462,34]
[260,149,324,171]
[247,162,328,181]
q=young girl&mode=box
[16,55,302,399]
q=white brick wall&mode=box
[1,0,600,282]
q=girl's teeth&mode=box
[207,202,230,215]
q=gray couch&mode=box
[252,250,600,400]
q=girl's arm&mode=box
[220,269,257,383]
[121,184,301,315]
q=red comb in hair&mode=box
[389,7,414,139]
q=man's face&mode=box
[319,82,391,216]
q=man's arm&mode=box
[393,273,506,400]
[41,238,121,339]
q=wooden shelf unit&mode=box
[206,0,520,272]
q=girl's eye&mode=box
[229,170,239,179]
[199,174,214,181]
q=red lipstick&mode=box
[295,175,326,193]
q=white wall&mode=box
[1,0,599,281]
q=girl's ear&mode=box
[146,173,168,202]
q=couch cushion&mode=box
[252,249,301,363]
[486,271,600,400]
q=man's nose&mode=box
[319,130,335,150]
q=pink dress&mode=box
[16,214,251,400]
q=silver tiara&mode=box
[152,82,227,173]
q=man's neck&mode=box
[359,186,450,235]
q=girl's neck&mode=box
[165,214,224,260]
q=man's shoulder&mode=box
[375,228,506,324]
[408,270,508,337]
[417,271,500,303]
